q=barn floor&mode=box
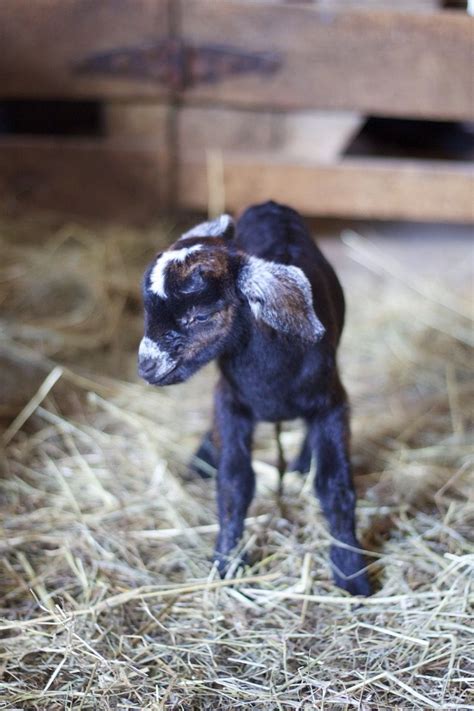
[0,213,472,710]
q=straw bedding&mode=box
[0,216,472,710]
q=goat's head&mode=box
[138,214,325,386]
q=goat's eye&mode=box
[178,312,210,328]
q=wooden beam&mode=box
[310,1,441,9]
[178,107,363,164]
[179,154,474,223]
[0,0,170,100]
[0,137,169,223]
[181,2,474,120]
[0,101,471,224]
[1,138,471,224]
[0,2,471,121]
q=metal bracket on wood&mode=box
[74,39,281,91]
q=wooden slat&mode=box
[0,137,168,223]
[178,107,362,164]
[176,106,473,222]
[103,104,170,142]
[1,139,471,223]
[178,154,474,223]
[1,101,471,224]
[0,1,471,120]
[312,1,441,9]
[181,2,474,120]
[0,0,169,99]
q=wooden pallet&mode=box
[0,0,473,223]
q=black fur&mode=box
[217,203,369,594]
[140,201,372,595]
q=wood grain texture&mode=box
[1,134,471,223]
[179,154,474,223]
[311,1,441,9]
[178,107,362,164]
[0,1,471,120]
[181,2,474,120]
[104,104,170,142]
[0,137,169,222]
[0,0,169,99]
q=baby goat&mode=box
[139,201,371,596]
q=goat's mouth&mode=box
[138,360,180,386]
[145,362,183,386]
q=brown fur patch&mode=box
[182,304,235,363]
[167,242,229,291]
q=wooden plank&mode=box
[178,107,362,164]
[107,104,362,169]
[179,107,276,155]
[0,1,470,120]
[1,137,471,224]
[0,137,168,223]
[1,100,471,223]
[103,104,170,142]
[311,1,442,10]
[181,2,474,120]
[178,154,474,223]
[0,0,169,99]
[176,107,473,222]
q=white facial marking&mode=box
[149,244,203,298]
[180,214,234,240]
[138,337,176,377]
[139,337,163,360]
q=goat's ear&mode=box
[181,214,235,241]
[238,257,325,343]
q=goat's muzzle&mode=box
[138,337,177,385]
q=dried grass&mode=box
[0,216,472,710]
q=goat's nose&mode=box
[138,358,155,378]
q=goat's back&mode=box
[235,201,345,345]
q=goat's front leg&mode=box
[308,396,372,596]
[214,382,255,575]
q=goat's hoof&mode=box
[334,571,373,597]
[214,550,248,578]
[331,548,372,596]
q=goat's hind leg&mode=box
[189,430,218,479]
[308,397,372,596]
[289,432,312,475]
